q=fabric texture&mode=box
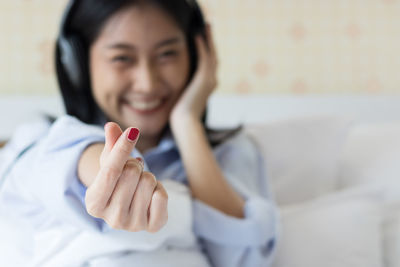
[245,115,353,205]
[272,185,383,267]
[338,122,400,188]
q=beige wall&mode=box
[0,0,399,96]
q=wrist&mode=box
[170,113,205,140]
[170,111,201,131]
[78,143,104,187]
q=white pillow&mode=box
[383,205,400,267]
[338,122,400,189]
[381,180,400,267]
[245,116,352,205]
[272,186,383,267]
[347,180,400,267]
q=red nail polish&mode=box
[128,128,139,141]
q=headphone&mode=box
[56,0,206,123]
[56,0,206,94]
[57,0,88,92]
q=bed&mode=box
[1,94,399,267]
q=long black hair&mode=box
[55,0,241,146]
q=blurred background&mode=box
[1,2,399,265]
[0,0,400,139]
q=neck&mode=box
[136,134,162,155]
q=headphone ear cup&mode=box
[58,35,87,91]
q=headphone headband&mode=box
[59,0,77,37]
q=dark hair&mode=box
[56,0,241,146]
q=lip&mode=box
[122,98,167,115]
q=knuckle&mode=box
[124,160,142,176]
[103,165,120,180]
[119,143,132,156]
[107,212,125,230]
[133,211,148,231]
[146,224,160,233]
[107,219,121,230]
[119,219,129,230]
[128,220,145,232]
[85,193,103,218]
[153,189,168,203]
[141,172,157,188]
[128,224,141,232]
[147,213,168,233]
[86,203,102,218]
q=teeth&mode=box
[129,99,162,111]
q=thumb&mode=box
[102,122,123,161]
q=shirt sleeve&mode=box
[2,115,106,231]
[192,132,279,267]
[1,117,200,263]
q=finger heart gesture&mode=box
[85,122,168,233]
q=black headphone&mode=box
[57,0,86,92]
[56,0,206,123]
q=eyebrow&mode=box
[106,37,183,50]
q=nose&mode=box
[133,60,157,93]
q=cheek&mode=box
[162,56,191,96]
[90,56,126,108]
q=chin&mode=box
[123,117,167,135]
[143,123,169,136]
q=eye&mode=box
[159,50,178,59]
[112,55,134,64]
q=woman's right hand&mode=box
[84,122,168,233]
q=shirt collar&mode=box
[143,128,177,157]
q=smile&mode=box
[124,98,166,114]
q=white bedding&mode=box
[1,115,400,267]
[0,180,208,267]
[246,117,400,267]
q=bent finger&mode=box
[147,182,168,233]
[128,172,157,231]
[107,159,142,212]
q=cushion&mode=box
[272,186,383,267]
[245,115,352,205]
[338,122,400,188]
[381,180,400,267]
[383,204,400,267]
[337,122,400,266]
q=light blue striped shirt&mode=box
[0,115,277,267]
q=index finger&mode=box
[102,127,140,178]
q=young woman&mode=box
[0,0,278,266]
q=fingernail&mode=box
[128,127,140,142]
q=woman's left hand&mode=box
[170,24,218,125]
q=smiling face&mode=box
[90,3,190,143]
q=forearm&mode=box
[78,143,104,187]
[171,116,245,218]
